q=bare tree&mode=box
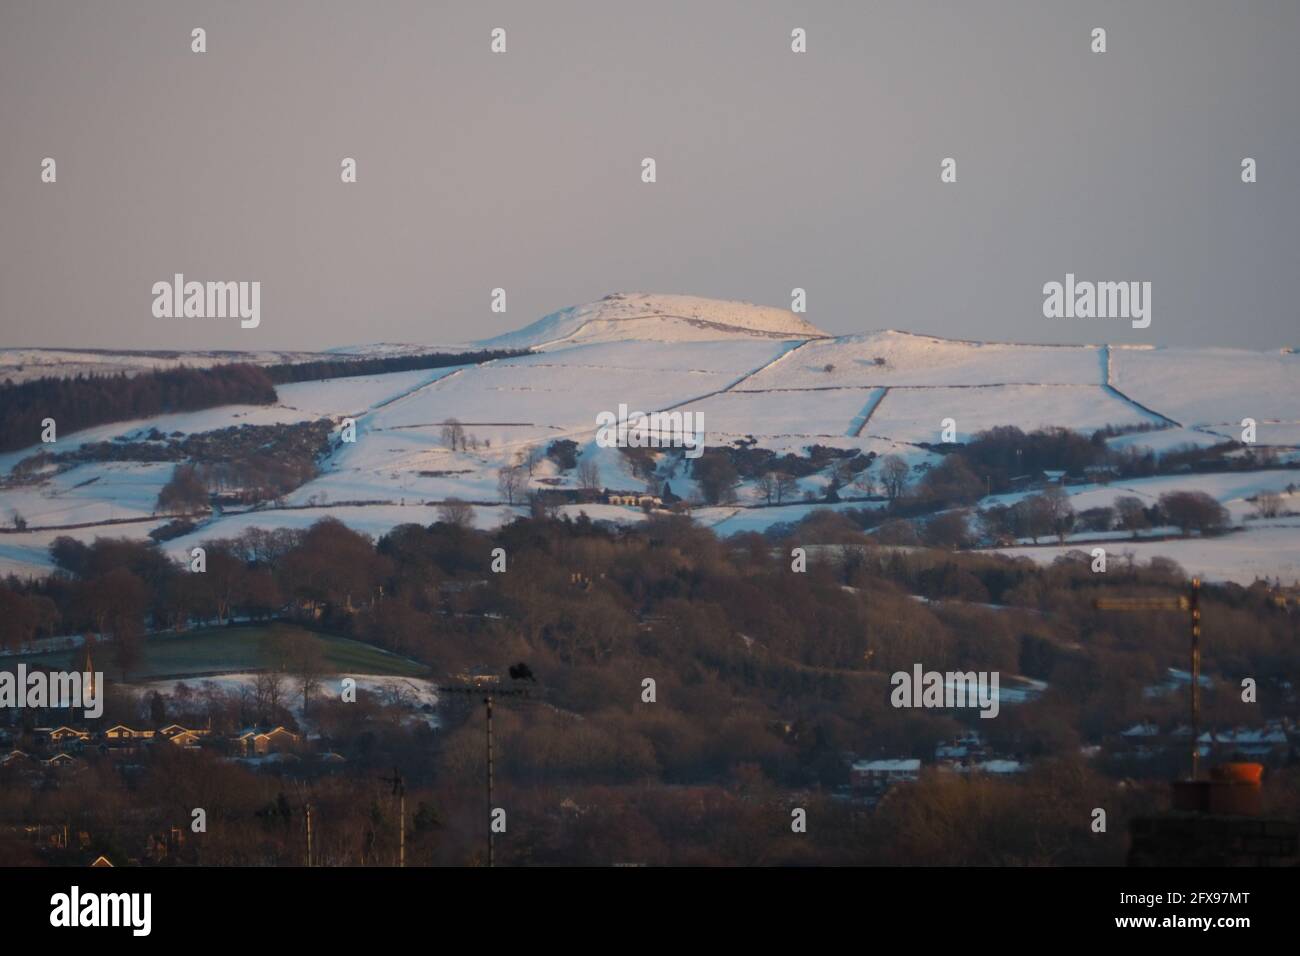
[1159,490,1230,536]
[437,498,475,528]
[880,455,910,503]
[577,457,601,495]
[1114,495,1148,536]
[774,472,799,504]
[852,470,876,497]
[497,465,525,505]
[1019,493,1055,544]
[440,418,465,452]
[1253,491,1283,519]
[527,490,564,519]
[254,668,288,724]
[156,463,210,515]
[285,633,325,717]
[1041,484,1075,543]
[523,444,543,477]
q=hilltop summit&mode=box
[477,293,828,350]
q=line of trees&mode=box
[263,348,527,385]
[0,348,529,455]
[0,364,277,453]
[1,507,1296,865]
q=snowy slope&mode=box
[2,294,1297,584]
[1110,346,1300,428]
[742,330,1104,389]
[477,293,827,350]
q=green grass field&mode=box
[3,623,426,681]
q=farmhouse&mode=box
[850,758,921,794]
[158,724,210,742]
[39,726,91,750]
[234,726,301,756]
[604,491,663,509]
[41,752,81,770]
[104,725,155,742]
[0,750,30,767]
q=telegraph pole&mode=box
[379,768,406,867]
[439,671,533,868]
[1189,577,1202,780]
[486,694,494,868]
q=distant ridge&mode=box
[476,292,829,350]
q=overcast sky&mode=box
[2,0,1297,351]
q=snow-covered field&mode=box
[742,331,1105,389]
[3,293,1297,584]
[133,673,441,728]
[866,384,1161,445]
[997,519,1300,586]
[979,470,1299,517]
[1110,345,1300,428]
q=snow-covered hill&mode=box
[477,292,828,350]
[2,294,1297,583]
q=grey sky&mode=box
[2,0,1297,351]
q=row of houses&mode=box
[604,491,664,509]
[1,723,303,769]
[849,757,1028,795]
[16,723,214,752]
[1116,719,1295,761]
[847,732,1028,797]
[1,750,85,771]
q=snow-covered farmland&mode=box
[1109,346,1300,427]
[134,673,442,728]
[997,520,1300,586]
[865,384,1162,445]
[2,461,174,526]
[742,332,1105,389]
[2,293,1297,583]
[676,388,886,440]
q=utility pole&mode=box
[379,768,406,867]
[305,802,313,868]
[1095,577,1203,779]
[486,694,494,868]
[439,672,533,868]
[1189,577,1202,780]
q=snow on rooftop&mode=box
[853,759,922,772]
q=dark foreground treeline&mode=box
[1,510,1297,865]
